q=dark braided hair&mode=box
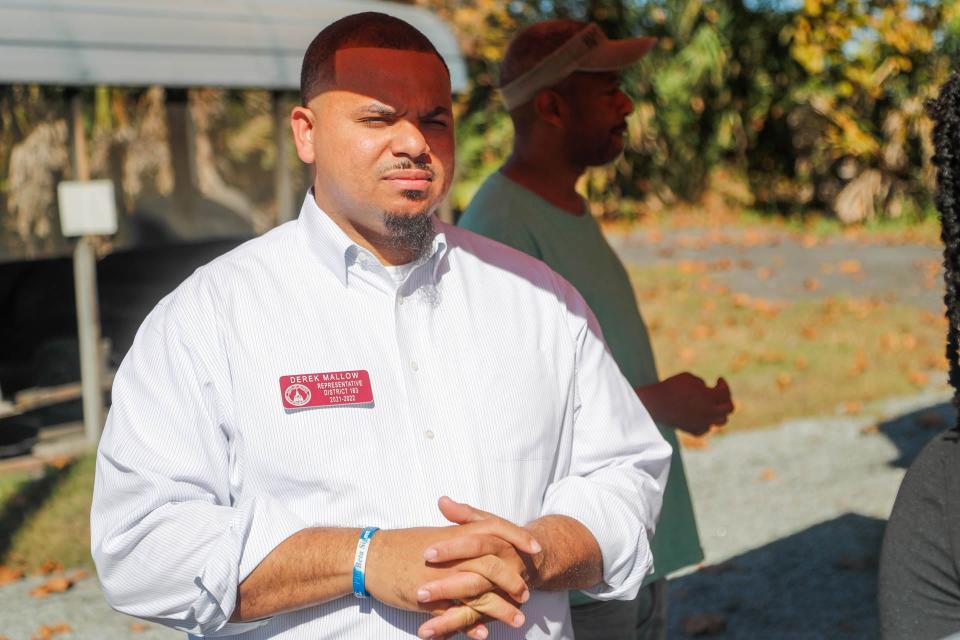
[929,72,960,417]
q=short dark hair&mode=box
[300,12,449,105]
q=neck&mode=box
[501,143,586,215]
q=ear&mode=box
[291,105,317,164]
[532,89,568,129]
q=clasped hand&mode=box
[365,496,541,640]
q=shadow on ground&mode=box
[878,402,957,468]
[668,513,884,639]
[0,460,76,560]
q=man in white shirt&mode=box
[91,12,671,640]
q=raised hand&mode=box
[639,372,734,436]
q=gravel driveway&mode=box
[1,385,950,639]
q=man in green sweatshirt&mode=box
[459,20,734,640]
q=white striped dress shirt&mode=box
[90,192,671,639]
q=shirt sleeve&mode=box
[90,276,307,636]
[538,272,673,601]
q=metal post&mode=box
[69,91,105,443]
[74,236,104,443]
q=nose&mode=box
[392,118,431,161]
[617,89,634,117]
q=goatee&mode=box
[382,210,435,261]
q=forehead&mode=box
[330,47,451,107]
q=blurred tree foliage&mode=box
[419,0,960,223]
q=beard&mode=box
[382,208,435,261]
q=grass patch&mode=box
[631,265,949,430]
[0,454,95,572]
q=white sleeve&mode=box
[90,278,306,636]
[538,274,672,601]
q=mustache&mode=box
[377,160,435,180]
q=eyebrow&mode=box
[353,102,397,117]
[421,106,451,119]
[351,103,450,119]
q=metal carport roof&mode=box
[0,0,468,91]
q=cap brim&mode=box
[575,37,657,72]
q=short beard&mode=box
[383,209,435,261]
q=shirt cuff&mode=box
[196,494,308,635]
[539,476,654,601]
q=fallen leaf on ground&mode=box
[794,356,809,371]
[37,560,63,575]
[692,324,714,339]
[678,432,709,449]
[682,612,727,636]
[757,266,773,280]
[776,373,792,390]
[30,623,72,640]
[760,467,777,481]
[30,577,74,598]
[803,277,821,291]
[68,569,89,582]
[801,325,818,339]
[838,259,863,275]
[731,352,751,372]
[46,456,74,470]
[908,370,930,387]
[0,566,24,586]
[849,352,867,377]
[130,623,149,633]
[800,234,819,248]
[844,401,863,415]
[859,424,880,435]
[678,260,708,274]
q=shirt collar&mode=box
[298,190,449,287]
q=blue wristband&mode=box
[352,527,379,599]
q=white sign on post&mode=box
[58,180,118,237]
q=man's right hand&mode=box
[638,373,734,436]
[364,519,540,636]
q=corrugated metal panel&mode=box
[0,0,468,91]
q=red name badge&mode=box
[279,370,374,409]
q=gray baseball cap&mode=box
[500,22,656,111]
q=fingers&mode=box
[418,568,530,605]
[435,497,542,556]
[427,606,490,640]
[438,495,490,524]
[425,553,528,603]
[418,571,495,604]
[424,533,508,563]
[418,593,525,639]
[418,604,482,639]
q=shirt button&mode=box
[398,296,405,306]
[424,430,435,440]
[410,361,419,372]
